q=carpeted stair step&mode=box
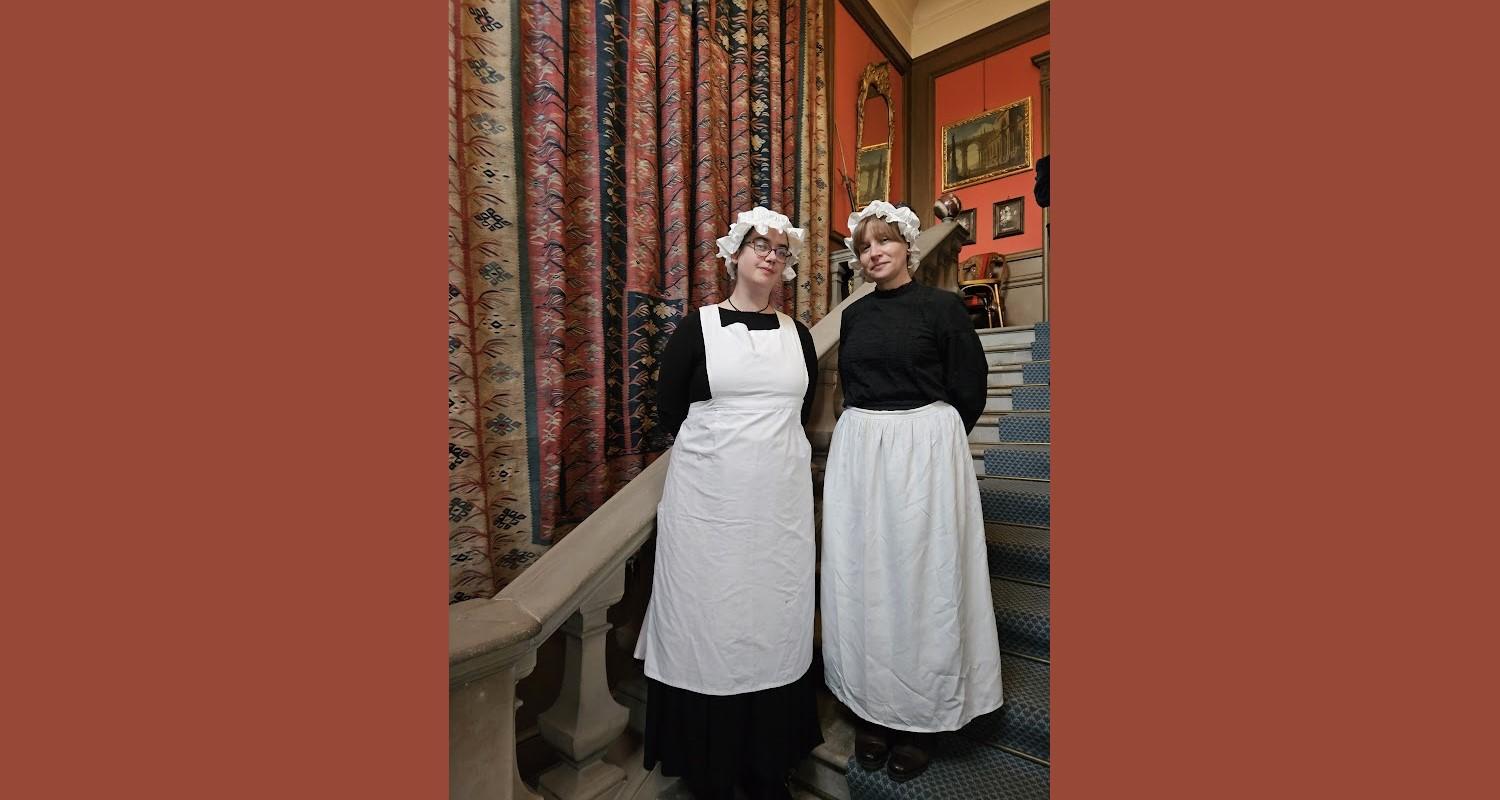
[984,343,1035,367]
[997,412,1049,443]
[1021,361,1049,385]
[1029,322,1049,360]
[1031,321,1048,348]
[971,412,1050,447]
[976,324,1037,350]
[979,481,1050,527]
[1010,385,1049,410]
[991,578,1050,661]
[987,364,1025,388]
[845,733,1049,800]
[985,523,1050,586]
[961,653,1051,762]
[983,445,1050,479]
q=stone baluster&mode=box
[536,567,630,800]
[451,649,542,800]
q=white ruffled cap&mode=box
[845,200,923,269]
[715,206,805,282]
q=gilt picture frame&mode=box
[941,97,1032,191]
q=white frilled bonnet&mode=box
[715,206,805,282]
[844,200,922,269]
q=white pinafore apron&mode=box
[634,305,815,695]
[821,402,1004,731]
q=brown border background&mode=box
[1058,1,1500,797]
[6,1,1500,797]
[5,1,447,796]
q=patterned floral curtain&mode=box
[449,0,830,601]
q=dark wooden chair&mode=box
[958,252,1009,329]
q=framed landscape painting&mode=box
[941,97,1032,191]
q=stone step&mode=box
[985,523,1050,586]
[976,324,1037,350]
[991,578,1050,661]
[984,391,1014,413]
[972,423,1044,450]
[986,364,1025,388]
[844,733,1048,799]
[979,481,1050,527]
[791,690,855,800]
[982,446,1050,479]
[960,653,1051,762]
[984,343,1035,367]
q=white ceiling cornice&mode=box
[862,0,1047,59]
[863,0,917,55]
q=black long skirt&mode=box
[643,667,823,800]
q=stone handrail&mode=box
[450,219,962,800]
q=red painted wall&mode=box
[832,1,903,237]
[934,34,1050,262]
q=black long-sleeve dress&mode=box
[837,280,987,430]
[644,305,823,800]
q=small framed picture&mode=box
[954,208,976,246]
[993,197,1024,239]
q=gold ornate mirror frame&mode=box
[854,61,894,208]
[854,61,893,151]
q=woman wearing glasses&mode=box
[820,201,1002,782]
[635,207,821,800]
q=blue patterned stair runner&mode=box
[1010,385,1049,410]
[998,413,1049,443]
[1021,361,1049,384]
[990,578,1050,661]
[979,484,1050,527]
[983,446,1049,478]
[986,527,1050,586]
[961,653,1051,761]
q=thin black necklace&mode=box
[725,295,771,313]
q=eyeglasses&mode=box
[747,238,793,259]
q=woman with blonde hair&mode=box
[820,201,1003,782]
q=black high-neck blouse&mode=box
[836,281,988,433]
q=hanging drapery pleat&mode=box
[449,0,539,600]
[449,0,830,599]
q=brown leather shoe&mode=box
[886,742,930,783]
[854,729,889,771]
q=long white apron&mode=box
[820,402,1004,732]
[634,306,815,695]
